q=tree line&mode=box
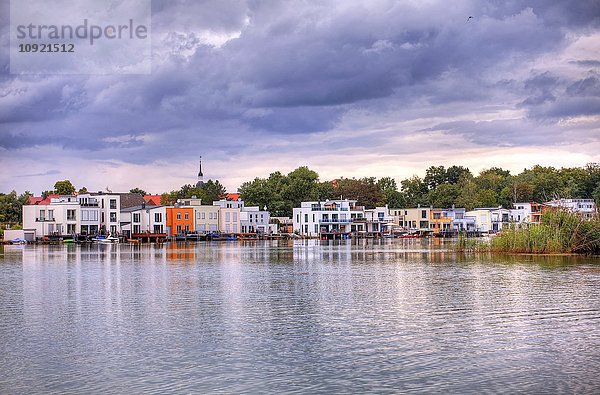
[1,164,599,225]
[238,164,600,217]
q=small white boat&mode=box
[93,235,119,244]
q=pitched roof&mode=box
[117,193,146,209]
[144,195,162,206]
[225,193,240,201]
[27,194,59,205]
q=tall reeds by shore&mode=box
[490,210,600,255]
[456,210,600,255]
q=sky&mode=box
[1,0,600,195]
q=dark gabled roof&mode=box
[117,193,146,209]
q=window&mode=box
[39,210,45,220]
[185,225,189,232]
[296,214,299,222]
[312,214,315,222]
[133,213,141,223]
[133,225,141,234]
[233,213,237,222]
[48,209,54,220]
[110,199,117,209]
[226,212,231,222]
[202,212,205,219]
[110,212,117,222]
[185,213,189,220]
[109,225,116,234]
[67,209,76,221]
[177,225,182,234]
[177,213,181,220]
[421,210,427,219]
[154,225,163,233]
[420,221,428,229]
[304,214,308,222]
[82,210,89,221]
[154,213,161,222]
[67,224,76,234]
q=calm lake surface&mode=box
[1,240,599,394]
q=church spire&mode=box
[196,156,204,187]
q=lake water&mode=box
[1,240,599,394]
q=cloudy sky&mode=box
[1,0,599,195]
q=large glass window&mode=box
[110,199,117,209]
[154,213,162,222]
[133,213,141,222]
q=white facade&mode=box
[545,199,597,218]
[466,208,512,233]
[177,198,219,233]
[121,205,167,237]
[22,195,101,239]
[240,206,270,233]
[293,200,364,237]
[78,193,121,235]
[363,206,394,233]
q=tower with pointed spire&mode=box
[196,156,204,188]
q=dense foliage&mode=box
[0,191,32,224]
[490,210,600,255]
[238,164,600,217]
[2,164,599,225]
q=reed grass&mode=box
[490,210,600,255]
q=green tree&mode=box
[0,190,32,224]
[400,176,427,207]
[53,180,76,195]
[426,184,460,208]
[78,186,88,194]
[446,165,472,184]
[129,187,147,196]
[334,177,385,208]
[424,166,447,190]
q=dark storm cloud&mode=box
[1,0,599,168]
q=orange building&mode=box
[429,208,453,234]
[165,207,195,236]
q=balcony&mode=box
[36,217,55,222]
[319,219,353,223]
[311,206,349,211]
[79,203,99,207]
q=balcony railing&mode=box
[319,219,353,223]
[311,207,349,211]
[36,217,55,222]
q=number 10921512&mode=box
[18,43,75,53]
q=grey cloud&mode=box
[0,0,598,173]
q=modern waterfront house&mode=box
[22,195,98,239]
[240,206,270,233]
[293,199,364,238]
[213,199,243,234]
[120,204,167,239]
[545,198,597,219]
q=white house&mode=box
[545,198,597,219]
[466,207,512,233]
[78,192,122,235]
[177,197,219,233]
[121,205,167,238]
[293,199,364,237]
[22,195,101,239]
[240,206,270,233]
